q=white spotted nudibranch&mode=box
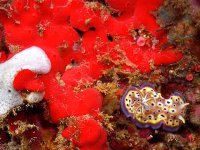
[120,83,189,132]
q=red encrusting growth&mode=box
[13,69,44,92]
[0,51,7,63]
[0,0,184,149]
[62,117,108,150]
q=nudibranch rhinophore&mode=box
[120,83,189,132]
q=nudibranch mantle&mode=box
[120,83,189,132]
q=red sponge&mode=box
[105,0,136,18]
[47,87,103,123]
[62,117,108,150]
[0,51,7,63]
[13,69,44,92]
[42,64,103,123]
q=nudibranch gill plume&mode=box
[120,83,189,132]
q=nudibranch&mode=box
[0,46,51,116]
[120,83,189,132]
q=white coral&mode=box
[0,46,51,116]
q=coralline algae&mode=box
[120,83,189,132]
[0,46,51,116]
